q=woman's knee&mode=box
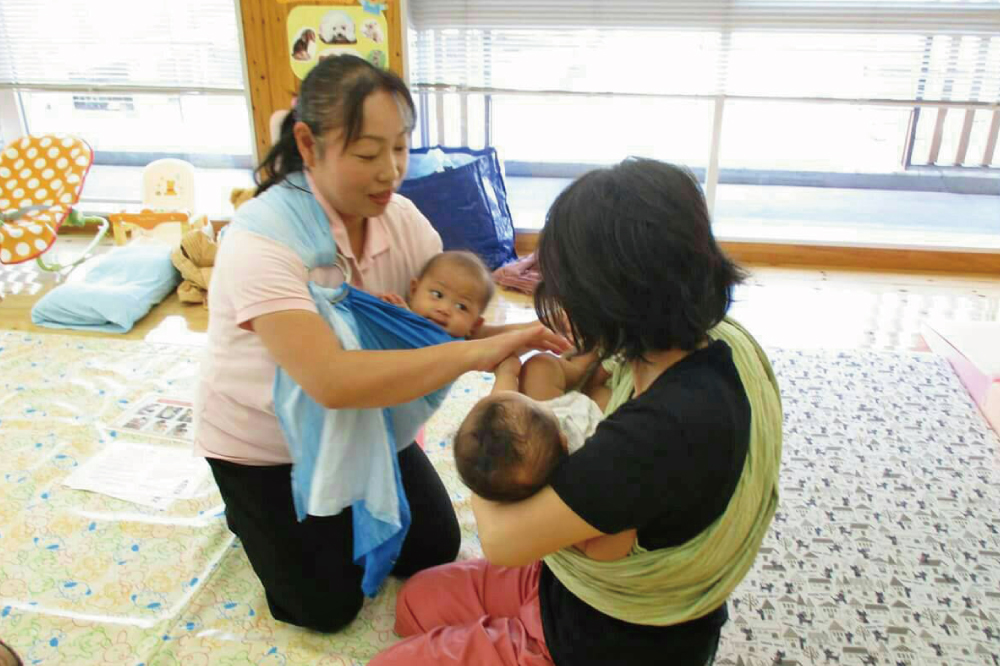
[267,585,364,634]
[393,568,438,636]
[393,578,420,636]
[320,592,365,633]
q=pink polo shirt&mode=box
[193,177,442,465]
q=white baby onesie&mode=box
[544,391,604,454]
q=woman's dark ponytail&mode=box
[254,108,306,195]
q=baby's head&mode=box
[409,251,494,338]
[454,391,568,502]
[0,639,22,666]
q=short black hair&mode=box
[454,396,565,502]
[418,250,496,311]
[534,157,746,361]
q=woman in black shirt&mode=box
[371,158,769,666]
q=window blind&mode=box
[0,0,244,93]
[407,1,1000,104]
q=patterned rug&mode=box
[0,331,997,665]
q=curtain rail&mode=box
[410,85,1000,111]
[0,84,243,96]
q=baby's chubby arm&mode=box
[492,355,522,393]
[576,529,637,561]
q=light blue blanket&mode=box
[230,172,454,596]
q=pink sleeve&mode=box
[215,229,317,329]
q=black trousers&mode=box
[208,444,461,633]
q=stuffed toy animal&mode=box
[171,226,218,306]
[167,186,257,307]
[230,187,256,210]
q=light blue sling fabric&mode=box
[230,172,455,596]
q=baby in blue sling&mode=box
[379,250,495,340]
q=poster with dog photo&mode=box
[287,5,391,79]
[111,395,194,443]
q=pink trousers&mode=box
[368,559,555,666]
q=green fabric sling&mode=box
[542,317,783,626]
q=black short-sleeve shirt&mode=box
[540,340,751,666]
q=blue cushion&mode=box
[31,245,181,333]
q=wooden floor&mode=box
[2,236,999,352]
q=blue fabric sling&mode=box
[230,172,455,596]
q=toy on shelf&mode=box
[109,158,205,245]
[0,134,109,272]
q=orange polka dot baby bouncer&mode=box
[0,134,109,271]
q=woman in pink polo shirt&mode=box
[194,56,562,633]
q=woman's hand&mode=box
[514,325,571,358]
[469,323,565,372]
[475,322,571,355]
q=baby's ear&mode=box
[468,315,486,338]
[408,278,419,298]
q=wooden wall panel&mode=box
[239,0,276,164]
[240,0,404,162]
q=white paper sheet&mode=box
[63,441,210,510]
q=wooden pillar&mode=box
[239,0,405,162]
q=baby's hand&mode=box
[379,293,409,309]
[494,354,522,378]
